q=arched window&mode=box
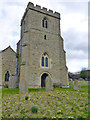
[41,53,49,67]
[45,57,48,67]
[42,56,44,66]
[42,17,48,28]
[5,71,10,81]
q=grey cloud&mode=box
[5,1,26,7]
[60,2,88,16]
[63,29,87,50]
[62,29,88,60]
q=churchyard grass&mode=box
[2,81,89,119]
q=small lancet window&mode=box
[42,20,44,27]
[45,57,48,67]
[42,17,48,28]
[41,53,49,67]
[45,20,47,28]
[5,71,10,81]
[44,35,46,40]
[42,57,44,66]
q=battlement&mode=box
[21,2,60,24]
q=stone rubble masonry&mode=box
[18,2,69,93]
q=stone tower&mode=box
[17,2,69,93]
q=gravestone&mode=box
[70,81,73,86]
[9,74,18,88]
[53,82,62,88]
[79,78,84,81]
[74,80,81,90]
[45,76,53,91]
[69,78,72,81]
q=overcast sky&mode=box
[0,0,88,73]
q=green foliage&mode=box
[80,104,84,107]
[56,110,62,114]
[25,95,29,100]
[31,106,38,113]
[80,68,88,80]
[58,116,62,120]
[42,116,47,119]
[46,110,50,115]
[20,108,27,118]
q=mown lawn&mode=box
[1,81,89,119]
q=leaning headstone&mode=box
[45,76,53,91]
[74,80,81,90]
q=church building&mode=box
[0,46,16,88]
[17,2,69,91]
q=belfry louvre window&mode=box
[41,53,49,67]
[42,17,48,28]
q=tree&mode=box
[80,68,88,80]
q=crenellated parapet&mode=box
[21,2,60,25]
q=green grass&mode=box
[1,81,89,119]
[2,88,19,97]
[69,81,89,86]
[2,81,89,96]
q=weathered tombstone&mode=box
[74,80,81,90]
[79,78,84,81]
[9,74,18,88]
[69,78,72,81]
[19,63,28,94]
[59,83,62,88]
[53,82,62,88]
[70,81,73,86]
[45,76,53,91]
[19,78,28,94]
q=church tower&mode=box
[17,2,69,92]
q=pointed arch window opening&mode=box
[5,71,10,81]
[42,18,48,28]
[45,57,48,67]
[42,56,44,66]
[41,53,49,67]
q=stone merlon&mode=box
[21,2,60,25]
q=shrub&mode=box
[25,96,29,100]
[42,116,47,119]
[31,106,38,113]
[80,104,84,107]
[56,110,62,114]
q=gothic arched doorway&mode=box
[41,73,48,88]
